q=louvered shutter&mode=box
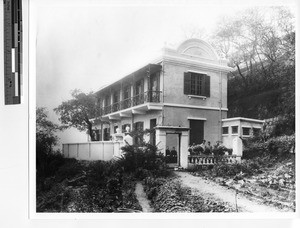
[184,72,191,95]
[204,75,210,97]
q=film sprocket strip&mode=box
[3,0,22,105]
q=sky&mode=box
[35,0,297,146]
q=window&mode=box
[253,128,261,136]
[184,72,210,97]
[103,128,110,141]
[113,91,119,103]
[232,126,238,134]
[123,85,131,100]
[134,121,144,145]
[222,127,229,134]
[242,127,251,136]
[135,79,144,95]
[104,95,110,106]
[92,129,100,141]
[122,124,131,133]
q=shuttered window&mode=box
[183,72,210,97]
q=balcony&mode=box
[101,90,163,117]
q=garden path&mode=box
[176,171,285,212]
[135,182,154,212]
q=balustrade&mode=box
[101,91,162,115]
[188,155,241,166]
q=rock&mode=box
[225,180,234,186]
[238,180,245,186]
[284,174,291,179]
[279,179,285,186]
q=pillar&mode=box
[180,131,189,168]
[232,137,243,157]
[156,129,166,155]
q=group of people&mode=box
[165,146,178,163]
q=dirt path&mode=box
[176,171,285,212]
[135,182,153,212]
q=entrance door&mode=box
[189,120,204,145]
[166,133,180,167]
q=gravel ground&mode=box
[175,171,291,212]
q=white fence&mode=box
[62,141,124,161]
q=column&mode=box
[156,129,166,155]
[180,131,189,169]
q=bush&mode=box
[243,134,295,159]
[55,158,83,182]
[212,143,232,156]
[206,159,262,178]
[36,151,66,190]
[87,160,123,187]
[119,143,170,179]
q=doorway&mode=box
[189,120,204,145]
[165,133,181,167]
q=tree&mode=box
[36,107,60,154]
[210,6,295,128]
[36,107,64,190]
[211,7,295,91]
[54,89,101,141]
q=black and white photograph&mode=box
[0,0,298,225]
[34,0,296,215]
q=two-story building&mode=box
[90,39,232,167]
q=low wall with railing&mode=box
[62,141,124,161]
[188,155,241,166]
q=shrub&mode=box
[212,143,232,156]
[204,159,262,178]
[87,160,123,188]
[120,143,170,179]
[36,151,66,191]
[55,158,83,182]
[243,134,295,159]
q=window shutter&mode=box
[205,75,210,97]
[184,72,191,95]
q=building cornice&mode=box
[161,55,233,73]
[164,103,228,111]
[222,117,265,123]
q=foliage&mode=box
[212,143,233,156]
[37,160,142,212]
[188,144,204,154]
[205,159,262,178]
[120,143,170,179]
[36,107,61,155]
[36,107,65,190]
[55,158,84,182]
[54,89,101,141]
[143,177,234,212]
[211,7,295,134]
[242,134,295,159]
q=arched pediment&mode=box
[177,39,219,60]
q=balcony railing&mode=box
[101,90,162,115]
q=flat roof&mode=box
[222,117,265,123]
